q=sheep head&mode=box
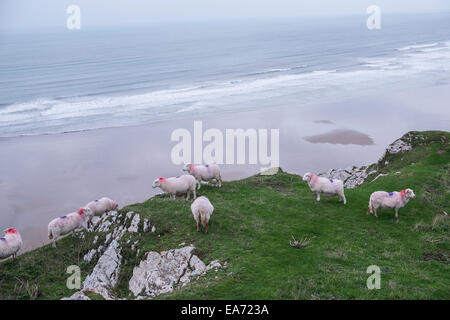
[111,200,119,210]
[77,208,93,217]
[4,228,18,235]
[302,172,312,182]
[405,188,415,200]
[152,177,165,188]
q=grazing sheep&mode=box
[302,172,346,204]
[48,208,93,248]
[152,175,199,200]
[191,196,214,233]
[85,197,118,227]
[367,189,415,218]
[0,228,22,260]
[183,163,222,188]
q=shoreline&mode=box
[1,83,449,253]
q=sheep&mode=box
[152,175,199,200]
[182,163,222,188]
[0,228,22,260]
[302,172,347,204]
[191,196,214,233]
[48,207,93,248]
[367,189,415,218]
[85,197,119,227]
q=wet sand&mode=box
[1,84,449,253]
[304,129,375,145]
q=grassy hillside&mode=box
[1,130,449,300]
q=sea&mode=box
[1,13,450,137]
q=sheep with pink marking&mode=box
[367,189,415,218]
[48,207,93,248]
[191,196,214,233]
[0,228,22,260]
[183,163,222,188]
[152,175,199,200]
[302,172,347,204]
[85,197,118,226]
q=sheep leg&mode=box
[193,188,196,200]
[171,194,175,200]
[373,208,378,218]
[218,174,222,188]
[196,220,200,232]
[186,190,190,200]
[316,193,321,201]
[366,205,371,215]
[395,208,399,218]
[205,221,209,234]
[342,194,347,205]
[52,238,57,248]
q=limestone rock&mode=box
[81,239,122,299]
[128,213,140,233]
[128,246,221,298]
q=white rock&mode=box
[97,220,112,233]
[386,138,412,154]
[105,233,112,244]
[205,260,222,272]
[125,211,134,224]
[143,219,150,232]
[325,166,370,189]
[128,214,140,233]
[88,217,101,231]
[82,239,122,300]
[83,249,98,263]
[128,246,221,298]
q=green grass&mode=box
[1,131,449,300]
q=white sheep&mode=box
[48,207,93,248]
[367,189,415,218]
[302,172,347,204]
[191,196,214,233]
[85,197,118,227]
[152,175,199,200]
[182,163,222,188]
[0,228,22,260]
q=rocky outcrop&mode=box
[129,246,222,299]
[324,166,376,189]
[63,210,221,300]
[324,133,416,188]
[81,239,122,299]
[63,210,137,300]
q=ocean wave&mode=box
[396,42,439,51]
[244,65,308,77]
[1,40,449,137]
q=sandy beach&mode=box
[1,83,449,253]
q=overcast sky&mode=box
[1,0,449,30]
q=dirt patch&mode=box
[249,180,294,193]
[363,228,384,239]
[423,250,449,264]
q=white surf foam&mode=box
[1,41,449,136]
